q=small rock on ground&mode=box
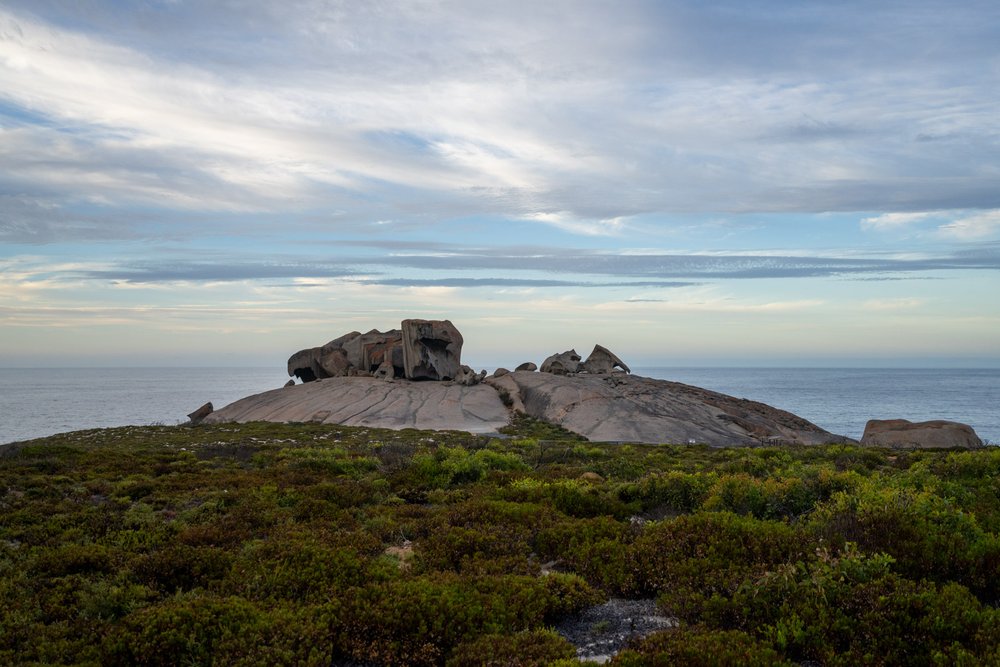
[555,598,676,663]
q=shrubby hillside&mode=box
[3,418,1000,665]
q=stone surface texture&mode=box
[288,320,464,383]
[401,318,464,381]
[203,377,508,433]
[581,344,631,374]
[861,419,983,449]
[540,350,582,375]
[204,371,850,446]
[485,371,848,446]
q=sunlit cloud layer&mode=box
[1,1,999,365]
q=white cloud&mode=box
[862,298,925,311]
[523,212,627,236]
[937,210,1000,240]
[860,212,934,231]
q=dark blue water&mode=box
[638,367,1000,444]
[1,367,997,444]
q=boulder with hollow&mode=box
[401,318,464,381]
[540,350,582,375]
[581,344,630,374]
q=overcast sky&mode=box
[1,0,998,368]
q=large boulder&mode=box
[861,419,983,449]
[401,319,464,381]
[485,371,850,446]
[342,329,404,374]
[540,350,582,375]
[581,344,630,374]
[288,330,362,382]
[203,376,508,434]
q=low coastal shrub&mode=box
[3,422,1000,665]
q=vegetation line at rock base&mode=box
[3,421,1000,665]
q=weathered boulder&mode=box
[373,360,395,381]
[289,321,462,383]
[493,368,510,378]
[288,330,364,382]
[861,419,983,449]
[540,350,582,375]
[401,319,463,381]
[515,362,537,372]
[342,329,404,374]
[581,344,630,374]
[186,402,213,424]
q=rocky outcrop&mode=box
[209,321,852,445]
[186,402,213,424]
[581,344,630,374]
[401,319,463,381]
[485,371,848,446]
[515,362,537,372]
[288,319,463,383]
[861,419,983,449]
[540,345,630,375]
[203,377,508,433]
[540,350,582,375]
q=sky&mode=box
[1,0,999,369]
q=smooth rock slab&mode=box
[202,377,509,433]
[486,371,849,446]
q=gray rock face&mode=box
[581,344,630,374]
[203,377,509,433]
[485,371,849,446]
[861,419,982,449]
[401,319,464,381]
[540,349,582,375]
[186,402,213,424]
[288,320,463,383]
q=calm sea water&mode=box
[1,367,997,445]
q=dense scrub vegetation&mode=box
[3,418,1000,665]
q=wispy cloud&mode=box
[938,210,1000,240]
[861,212,935,231]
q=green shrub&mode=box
[611,627,792,666]
[130,545,233,593]
[715,545,1000,665]
[632,512,813,618]
[447,629,577,666]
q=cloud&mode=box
[938,210,1000,240]
[2,1,1000,233]
[49,244,1000,287]
[351,277,696,289]
[863,298,926,311]
[861,212,935,231]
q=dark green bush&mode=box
[611,627,792,666]
[632,511,813,617]
[447,628,577,666]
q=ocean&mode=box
[1,367,997,445]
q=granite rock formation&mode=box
[204,322,857,446]
[287,319,463,383]
[861,419,983,449]
[203,377,508,433]
[540,350,582,375]
[485,371,847,446]
[401,319,463,381]
[581,344,631,374]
